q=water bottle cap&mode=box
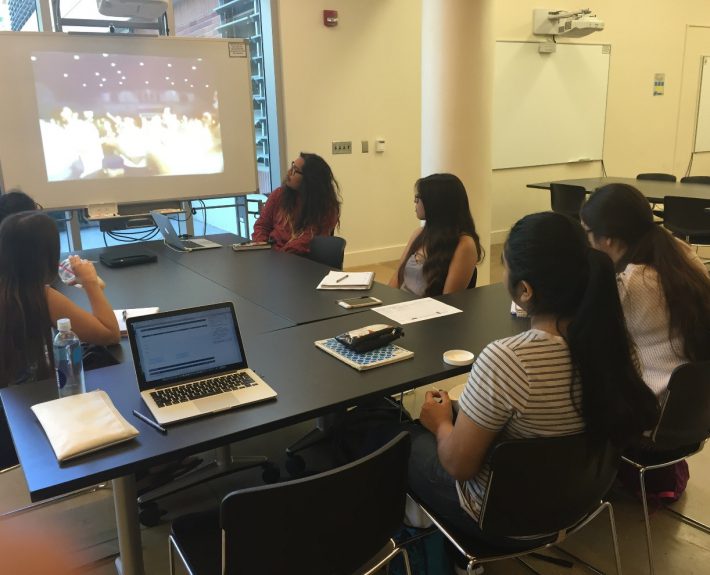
[57,318,72,332]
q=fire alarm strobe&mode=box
[323,10,338,27]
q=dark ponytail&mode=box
[581,183,710,362]
[505,212,659,446]
[567,249,659,445]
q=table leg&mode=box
[112,475,145,575]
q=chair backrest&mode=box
[467,266,478,289]
[307,235,347,269]
[651,361,710,450]
[220,432,411,575]
[478,434,619,538]
[637,172,676,182]
[549,183,587,219]
[680,175,710,185]
[662,196,710,237]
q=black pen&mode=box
[336,274,349,283]
[132,409,167,434]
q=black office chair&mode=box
[680,175,710,185]
[467,267,478,289]
[549,183,587,220]
[637,173,676,182]
[169,432,412,575]
[407,434,622,574]
[307,235,347,269]
[662,196,710,251]
[621,361,710,575]
[637,174,676,220]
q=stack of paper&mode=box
[114,307,160,335]
[317,271,374,290]
[31,390,139,462]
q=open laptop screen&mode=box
[128,303,247,389]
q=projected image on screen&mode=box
[31,51,224,182]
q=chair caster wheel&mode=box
[285,454,306,476]
[139,502,166,527]
[262,463,281,484]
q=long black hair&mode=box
[505,212,659,447]
[581,183,710,362]
[0,212,59,385]
[281,152,341,234]
[0,190,38,225]
[396,173,483,296]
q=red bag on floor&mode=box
[617,459,690,508]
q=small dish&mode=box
[443,349,475,366]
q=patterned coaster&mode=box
[315,338,414,371]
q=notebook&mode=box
[113,307,160,336]
[126,302,277,425]
[151,210,222,252]
[315,337,414,371]
[317,271,374,290]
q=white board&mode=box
[694,56,710,153]
[492,41,611,170]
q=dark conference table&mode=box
[154,233,416,324]
[528,176,710,202]
[1,242,527,575]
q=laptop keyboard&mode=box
[150,372,257,407]
[183,240,204,249]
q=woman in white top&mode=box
[388,174,482,296]
[407,212,658,545]
[581,183,710,397]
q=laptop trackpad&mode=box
[194,395,239,414]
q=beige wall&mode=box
[276,0,421,267]
[491,2,710,241]
[276,1,710,261]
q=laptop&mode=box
[150,210,222,251]
[126,302,277,425]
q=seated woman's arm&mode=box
[442,235,477,294]
[46,257,120,346]
[419,390,498,480]
[251,190,279,242]
[388,227,422,288]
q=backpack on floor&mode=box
[617,459,690,508]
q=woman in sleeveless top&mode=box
[388,173,483,296]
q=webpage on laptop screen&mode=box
[134,308,242,385]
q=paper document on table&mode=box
[114,307,160,335]
[372,298,462,325]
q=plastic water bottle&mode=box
[53,318,85,397]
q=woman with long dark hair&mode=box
[252,152,341,254]
[0,212,119,386]
[389,173,483,296]
[581,183,710,396]
[407,212,658,543]
[0,190,38,224]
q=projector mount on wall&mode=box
[533,8,604,38]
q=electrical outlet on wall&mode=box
[332,141,352,154]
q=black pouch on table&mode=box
[335,324,404,353]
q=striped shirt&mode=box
[456,329,585,521]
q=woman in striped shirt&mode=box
[408,212,658,545]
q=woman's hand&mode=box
[68,255,101,288]
[419,390,454,435]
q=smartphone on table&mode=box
[337,296,383,309]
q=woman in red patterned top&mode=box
[252,153,341,254]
